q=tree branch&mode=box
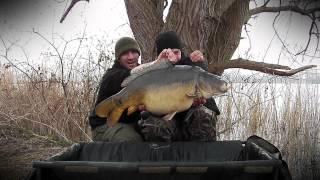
[295,19,316,56]
[60,0,89,23]
[249,5,320,17]
[210,58,317,76]
[261,0,271,8]
[247,1,320,60]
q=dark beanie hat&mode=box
[155,31,183,55]
[115,37,141,60]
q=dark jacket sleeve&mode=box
[95,70,129,106]
[89,69,140,129]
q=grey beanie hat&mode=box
[115,37,141,60]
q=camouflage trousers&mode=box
[139,106,217,142]
[92,123,143,142]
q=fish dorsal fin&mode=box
[121,60,173,87]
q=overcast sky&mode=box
[0,0,319,75]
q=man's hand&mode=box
[189,50,204,62]
[138,104,146,111]
[192,97,206,106]
[156,49,181,64]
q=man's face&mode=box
[119,50,139,70]
[172,48,181,61]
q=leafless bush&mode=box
[0,30,114,143]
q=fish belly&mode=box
[142,84,194,115]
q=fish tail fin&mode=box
[95,94,128,126]
[95,95,120,119]
[107,108,125,127]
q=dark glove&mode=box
[138,111,176,142]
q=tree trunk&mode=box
[124,0,165,62]
[124,0,249,75]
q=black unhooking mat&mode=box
[29,135,291,180]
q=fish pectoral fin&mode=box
[186,92,197,98]
[107,108,124,127]
[186,86,201,98]
[127,106,138,116]
[162,112,177,121]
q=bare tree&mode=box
[62,0,318,76]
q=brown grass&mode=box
[0,67,94,144]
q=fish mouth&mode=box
[199,83,230,97]
[220,83,231,92]
[209,83,230,96]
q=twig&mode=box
[67,25,87,84]
[295,17,317,56]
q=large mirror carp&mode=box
[95,60,229,126]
